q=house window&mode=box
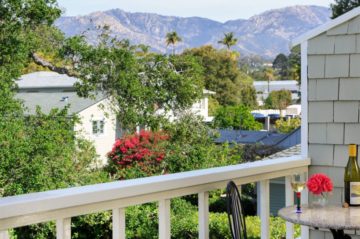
[92,120,105,135]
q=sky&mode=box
[57,0,334,22]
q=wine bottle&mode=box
[344,144,360,206]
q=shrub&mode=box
[275,118,301,133]
[213,105,262,130]
[106,130,169,179]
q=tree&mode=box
[165,31,182,55]
[60,34,203,130]
[331,0,360,19]
[288,46,301,83]
[213,105,263,130]
[265,90,292,115]
[263,67,276,93]
[183,46,255,106]
[272,53,288,79]
[218,32,238,50]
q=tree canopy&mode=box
[218,32,238,50]
[213,105,262,130]
[183,45,256,107]
[265,90,292,113]
[331,0,360,19]
[165,31,182,55]
[272,53,288,79]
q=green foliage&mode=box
[272,53,289,79]
[209,214,301,239]
[0,107,107,197]
[331,0,360,19]
[218,32,238,50]
[275,118,301,133]
[61,35,203,129]
[288,46,301,83]
[0,0,61,93]
[213,105,263,130]
[166,31,182,54]
[208,96,220,116]
[163,114,242,173]
[183,45,255,106]
[265,90,292,111]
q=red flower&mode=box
[306,173,333,195]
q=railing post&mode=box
[159,199,171,239]
[198,192,209,239]
[0,231,9,239]
[301,180,309,239]
[285,176,294,239]
[260,180,270,239]
[112,208,126,239]
[56,218,71,239]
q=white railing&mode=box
[0,155,310,239]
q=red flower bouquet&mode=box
[306,173,333,195]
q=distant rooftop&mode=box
[253,80,299,93]
[17,71,78,89]
[215,127,301,149]
[16,92,106,115]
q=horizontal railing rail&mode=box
[0,155,310,239]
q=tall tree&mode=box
[183,46,255,106]
[331,0,360,19]
[265,90,292,116]
[263,67,276,94]
[218,32,238,50]
[61,34,203,129]
[272,53,288,79]
[288,46,301,83]
[165,31,182,55]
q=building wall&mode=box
[74,99,120,166]
[307,15,360,238]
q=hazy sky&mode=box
[58,0,334,22]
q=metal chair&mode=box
[226,181,247,239]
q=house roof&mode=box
[215,129,288,145]
[292,6,360,46]
[16,92,106,115]
[253,80,299,92]
[215,127,301,149]
[17,71,78,89]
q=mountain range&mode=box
[55,5,331,59]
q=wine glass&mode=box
[291,172,307,213]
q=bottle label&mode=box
[350,182,360,205]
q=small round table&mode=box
[278,205,360,239]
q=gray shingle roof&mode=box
[16,92,106,115]
[215,128,301,149]
[17,71,78,89]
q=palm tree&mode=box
[166,31,182,55]
[263,67,275,94]
[218,32,238,50]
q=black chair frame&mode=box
[226,180,247,239]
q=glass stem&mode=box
[296,192,301,213]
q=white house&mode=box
[16,71,121,165]
[16,71,214,164]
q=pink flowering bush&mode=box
[306,173,333,195]
[107,130,169,179]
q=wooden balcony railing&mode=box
[0,155,310,239]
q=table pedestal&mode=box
[330,229,351,239]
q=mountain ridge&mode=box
[55,5,331,58]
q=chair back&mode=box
[226,181,247,239]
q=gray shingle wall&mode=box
[307,15,360,239]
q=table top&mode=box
[278,205,360,230]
